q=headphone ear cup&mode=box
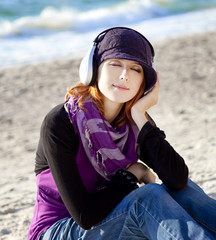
[79,45,96,85]
[90,55,98,86]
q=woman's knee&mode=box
[134,183,164,200]
[124,183,165,208]
[113,183,165,216]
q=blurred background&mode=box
[1,1,216,239]
[1,0,216,68]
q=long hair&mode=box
[65,78,145,127]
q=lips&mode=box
[112,84,129,90]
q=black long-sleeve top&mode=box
[34,103,189,230]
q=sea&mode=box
[1,0,216,68]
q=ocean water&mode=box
[0,0,216,68]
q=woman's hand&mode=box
[127,162,156,184]
[131,73,160,130]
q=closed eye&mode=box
[109,63,121,67]
[131,67,142,73]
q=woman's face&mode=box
[97,58,144,105]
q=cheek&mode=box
[133,78,143,93]
[97,75,110,94]
[97,68,112,89]
[97,80,104,93]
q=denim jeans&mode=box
[40,179,216,240]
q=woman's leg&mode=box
[163,178,216,238]
[40,183,215,240]
[39,217,85,240]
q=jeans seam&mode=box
[137,202,179,240]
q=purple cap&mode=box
[94,28,157,93]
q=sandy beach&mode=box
[0,31,216,239]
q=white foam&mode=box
[0,7,216,68]
[0,0,166,37]
[134,8,216,40]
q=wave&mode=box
[1,0,216,68]
[1,7,216,68]
[0,0,167,37]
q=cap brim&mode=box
[141,64,157,94]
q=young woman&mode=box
[28,27,216,240]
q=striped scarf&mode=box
[65,96,139,191]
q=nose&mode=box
[120,69,129,82]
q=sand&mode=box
[0,31,216,239]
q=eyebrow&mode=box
[130,62,142,67]
[132,62,141,66]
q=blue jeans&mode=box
[40,179,216,240]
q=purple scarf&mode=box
[64,97,140,192]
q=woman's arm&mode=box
[39,104,138,229]
[137,122,188,189]
[126,161,156,184]
[130,75,188,189]
[131,75,160,130]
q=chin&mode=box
[110,98,130,104]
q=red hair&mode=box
[65,79,145,127]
